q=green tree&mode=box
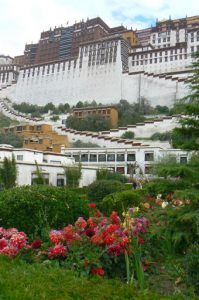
[65,164,82,187]
[32,162,47,185]
[66,114,111,132]
[172,51,199,150]
[0,132,23,147]
[0,155,17,189]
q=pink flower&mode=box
[49,230,63,245]
[3,228,18,239]
[9,232,27,249]
[48,245,67,259]
[0,246,18,257]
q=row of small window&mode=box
[71,152,153,162]
[190,31,199,37]
[152,37,170,43]
[152,32,171,38]
[132,55,187,66]
[132,48,186,60]
[191,46,199,52]
[0,66,14,71]
[31,174,65,186]
[23,61,77,78]
[190,36,199,42]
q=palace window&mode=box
[145,152,154,161]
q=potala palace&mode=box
[0,15,199,106]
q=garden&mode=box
[0,159,198,299]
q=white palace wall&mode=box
[14,41,123,106]
[0,37,195,107]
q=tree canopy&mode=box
[172,51,199,150]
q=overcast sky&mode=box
[1,0,198,57]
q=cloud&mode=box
[0,0,198,57]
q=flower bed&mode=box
[0,203,150,284]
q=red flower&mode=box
[75,217,87,229]
[0,238,8,250]
[94,209,102,218]
[110,211,120,225]
[91,267,105,276]
[85,228,95,237]
[88,203,96,208]
[107,243,123,256]
[138,237,145,245]
[31,239,42,249]
[91,234,103,245]
[104,235,116,245]
[87,217,97,228]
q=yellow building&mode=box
[122,30,139,47]
[3,124,69,153]
[73,106,118,129]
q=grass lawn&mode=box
[0,256,195,300]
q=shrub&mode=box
[99,190,145,215]
[87,180,125,203]
[144,179,186,197]
[0,186,89,239]
[184,244,199,294]
[121,131,135,139]
[150,132,172,141]
[96,169,128,183]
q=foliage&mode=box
[152,154,199,190]
[116,99,146,127]
[0,155,17,189]
[155,105,170,115]
[172,51,199,150]
[96,169,128,183]
[66,114,111,132]
[72,139,100,148]
[0,112,19,128]
[144,179,186,197]
[87,180,125,203]
[0,186,89,238]
[150,131,172,141]
[121,131,135,139]
[32,162,48,185]
[0,132,23,147]
[0,257,183,300]
[184,244,199,294]
[13,102,71,117]
[100,190,145,215]
[64,164,82,188]
[50,115,59,122]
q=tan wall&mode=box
[3,123,69,153]
[122,31,138,47]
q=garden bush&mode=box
[99,190,145,215]
[96,169,128,183]
[144,179,186,197]
[87,180,125,203]
[0,186,89,239]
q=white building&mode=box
[61,146,191,177]
[0,146,99,187]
